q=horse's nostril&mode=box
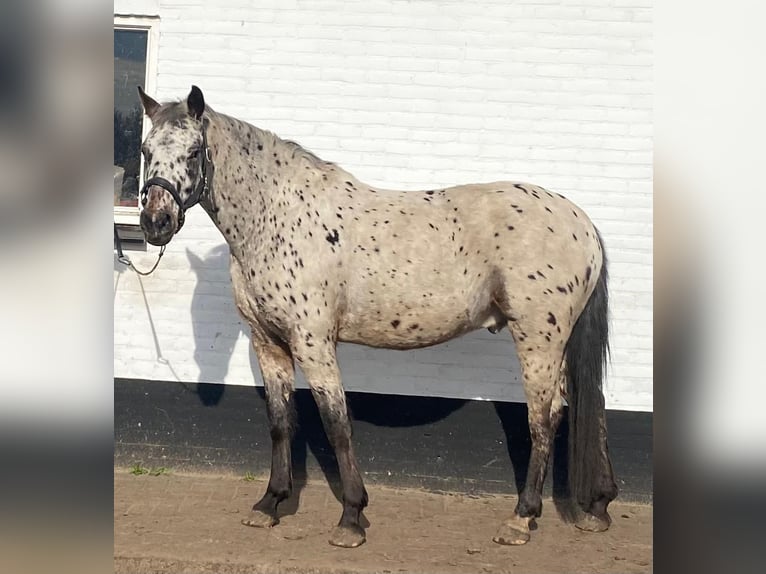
[151,211,172,230]
[140,209,152,229]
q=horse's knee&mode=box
[311,385,352,438]
[267,396,295,436]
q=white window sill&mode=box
[114,212,140,226]
[114,201,141,226]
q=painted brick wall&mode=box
[114,0,652,411]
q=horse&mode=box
[136,85,617,548]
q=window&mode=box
[113,15,159,226]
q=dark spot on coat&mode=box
[325,229,340,245]
[391,319,401,328]
[547,312,557,326]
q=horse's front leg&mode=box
[295,339,368,548]
[241,331,296,528]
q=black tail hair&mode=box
[565,228,612,511]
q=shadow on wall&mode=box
[184,247,569,513]
[187,244,252,406]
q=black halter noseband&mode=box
[139,125,214,233]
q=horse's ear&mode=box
[137,86,160,119]
[187,85,205,120]
[186,248,203,269]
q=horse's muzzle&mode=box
[140,208,176,246]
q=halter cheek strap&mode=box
[139,125,213,234]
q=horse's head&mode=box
[137,85,209,246]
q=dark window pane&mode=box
[114,29,148,208]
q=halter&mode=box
[139,123,214,234]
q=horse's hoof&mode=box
[241,509,277,528]
[329,524,366,548]
[492,519,531,546]
[575,511,611,532]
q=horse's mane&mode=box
[258,126,344,174]
[281,138,336,169]
[154,100,342,173]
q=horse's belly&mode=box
[338,287,496,350]
[339,319,474,349]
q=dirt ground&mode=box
[114,470,652,574]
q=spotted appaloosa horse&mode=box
[137,86,618,548]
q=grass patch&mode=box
[130,463,149,476]
[130,463,169,476]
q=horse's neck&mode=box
[203,112,319,256]
[202,113,274,251]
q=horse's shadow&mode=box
[187,246,570,522]
[188,245,246,406]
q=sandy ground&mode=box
[114,470,652,574]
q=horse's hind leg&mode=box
[293,338,368,548]
[242,330,296,528]
[494,341,565,545]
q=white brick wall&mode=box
[114,0,653,411]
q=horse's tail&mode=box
[565,227,611,512]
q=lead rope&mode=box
[114,224,166,276]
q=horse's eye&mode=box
[188,147,201,159]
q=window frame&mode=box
[113,14,160,226]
